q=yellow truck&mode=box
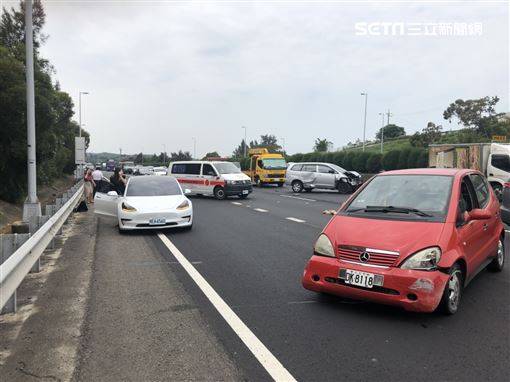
[243,148,287,187]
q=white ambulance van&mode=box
[168,161,253,200]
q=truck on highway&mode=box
[429,142,510,195]
[106,159,116,172]
[243,148,286,187]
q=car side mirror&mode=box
[467,208,492,221]
[107,191,118,197]
[184,189,192,195]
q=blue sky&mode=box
[9,0,509,156]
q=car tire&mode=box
[488,237,505,272]
[438,263,463,315]
[337,181,353,194]
[214,186,226,200]
[291,180,304,193]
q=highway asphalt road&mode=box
[138,185,509,381]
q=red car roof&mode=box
[379,168,473,176]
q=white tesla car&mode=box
[94,176,193,232]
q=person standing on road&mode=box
[84,168,96,203]
[92,166,103,196]
[110,167,127,195]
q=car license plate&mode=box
[242,190,249,195]
[149,218,166,225]
[343,269,379,288]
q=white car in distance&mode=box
[94,176,193,232]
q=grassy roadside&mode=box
[0,175,76,233]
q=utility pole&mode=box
[23,0,41,220]
[78,91,89,179]
[379,112,385,154]
[385,109,393,126]
[241,126,247,157]
[361,92,368,151]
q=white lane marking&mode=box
[254,208,268,212]
[280,195,316,202]
[231,202,243,206]
[286,217,306,223]
[157,234,296,382]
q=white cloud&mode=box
[29,0,509,156]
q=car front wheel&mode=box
[438,263,463,315]
[292,180,304,193]
[214,186,226,200]
[337,181,352,194]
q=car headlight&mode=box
[314,234,335,258]
[121,202,137,212]
[176,199,190,210]
[400,247,441,270]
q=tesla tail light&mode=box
[400,247,441,271]
[121,202,137,212]
[177,199,190,211]
[314,234,335,257]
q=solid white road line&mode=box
[231,202,243,206]
[254,208,268,212]
[280,195,316,202]
[157,234,296,382]
[286,217,306,223]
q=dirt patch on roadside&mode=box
[0,175,76,233]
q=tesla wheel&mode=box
[292,180,304,193]
[214,186,226,200]
[438,263,463,315]
[488,237,505,272]
[337,181,352,194]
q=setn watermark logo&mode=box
[355,22,483,37]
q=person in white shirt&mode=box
[92,167,103,196]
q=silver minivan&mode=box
[285,162,362,194]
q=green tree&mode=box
[376,124,406,140]
[366,153,383,173]
[250,134,282,153]
[443,96,500,137]
[202,151,220,159]
[382,150,400,170]
[0,1,86,201]
[313,138,332,152]
[233,139,249,158]
[169,150,192,161]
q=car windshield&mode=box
[126,177,182,196]
[345,174,453,219]
[261,158,286,169]
[213,162,242,174]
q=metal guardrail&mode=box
[0,183,84,314]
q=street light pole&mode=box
[23,0,41,220]
[241,126,247,157]
[361,92,368,151]
[78,91,89,138]
[379,112,385,154]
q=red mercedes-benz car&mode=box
[302,168,505,314]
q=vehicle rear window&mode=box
[171,163,201,175]
[126,177,182,196]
